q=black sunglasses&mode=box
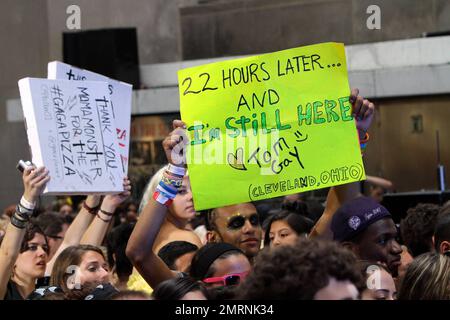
[227,213,260,230]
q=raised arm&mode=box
[45,194,101,275]
[126,120,187,289]
[0,166,49,299]
[310,88,375,239]
[80,177,131,245]
[366,175,394,190]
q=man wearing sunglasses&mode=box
[206,203,262,262]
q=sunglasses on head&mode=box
[227,213,259,230]
[203,271,249,287]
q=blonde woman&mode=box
[139,166,202,254]
[397,252,450,300]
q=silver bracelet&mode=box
[16,204,33,219]
[11,214,27,229]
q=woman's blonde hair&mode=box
[138,165,168,214]
[397,252,450,300]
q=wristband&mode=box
[359,132,370,144]
[152,191,173,207]
[13,210,29,222]
[83,201,101,215]
[11,214,28,229]
[20,196,36,210]
[14,210,30,223]
[99,208,114,216]
[157,181,178,198]
[167,164,186,177]
[16,204,33,218]
[96,212,112,223]
[161,175,183,189]
[359,132,369,155]
[360,142,368,150]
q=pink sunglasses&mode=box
[202,271,249,287]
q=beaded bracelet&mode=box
[161,174,183,189]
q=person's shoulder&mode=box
[166,228,202,247]
[179,229,202,245]
[4,280,24,300]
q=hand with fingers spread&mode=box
[162,120,189,167]
[22,166,50,205]
[349,88,375,140]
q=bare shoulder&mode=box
[154,228,202,253]
[171,229,202,247]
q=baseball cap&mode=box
[331,196,392,242]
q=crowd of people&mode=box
[0,88,449,300]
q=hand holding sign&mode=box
[163,120,189,167]
[178,42,367,210]
[350,88,375,139]
[18,78,125,194]
[23,166,51,204]
[48,62,132,175]
[101,177,132,213]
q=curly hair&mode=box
[434,213,450,252]
[237,238,363,299]
[400,203,441,257]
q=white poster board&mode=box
[18,78,124,194]
[48,61,132,174]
